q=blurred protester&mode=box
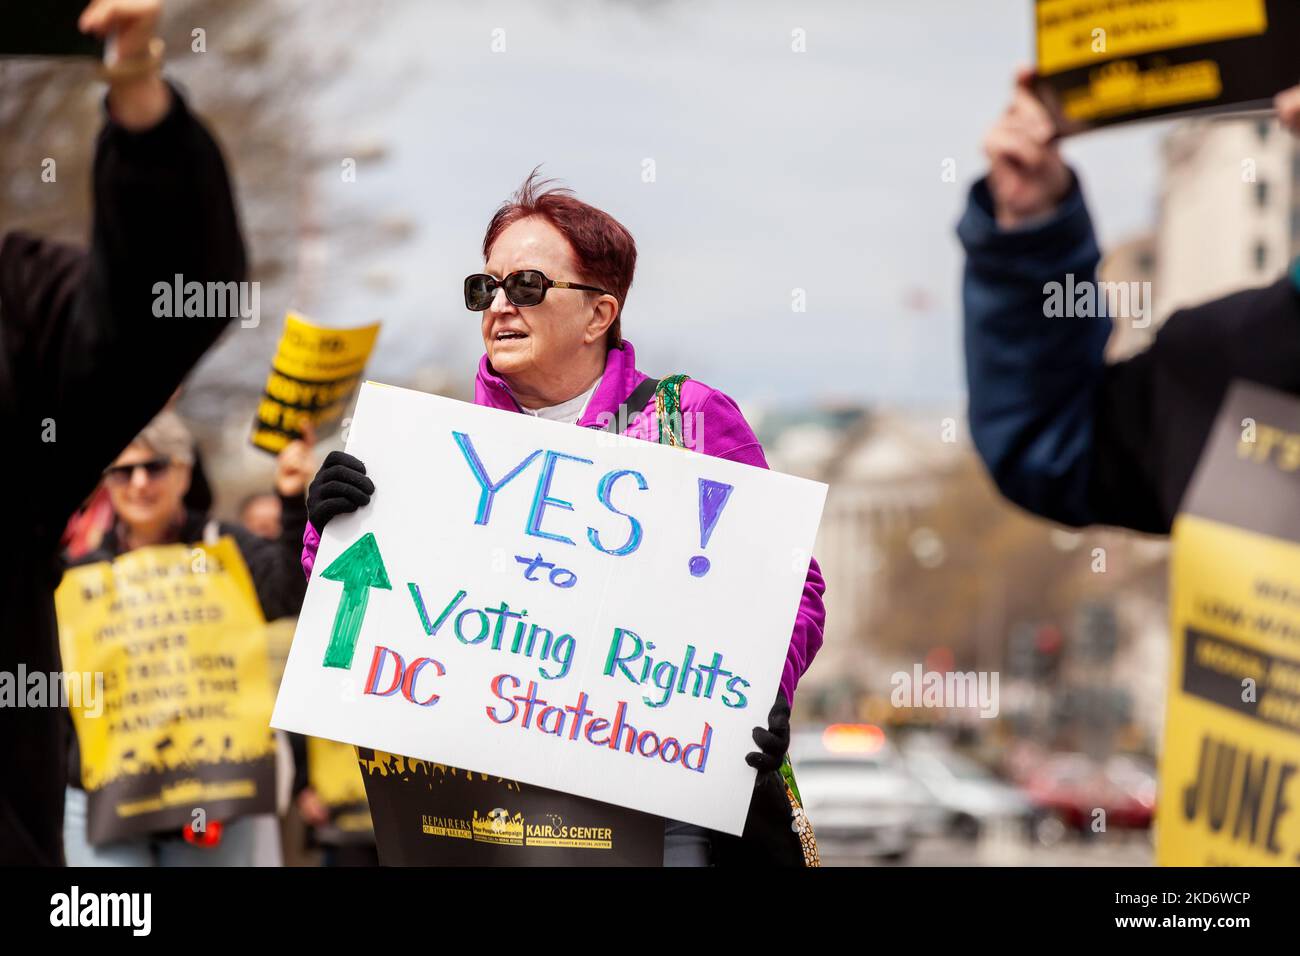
[240,492,283,540]
[0,0,247,864]
[959,69,1300,531]
[302,172,826,866]
[62,411,311,865]
[237,425,374,867]
[286,740,380,868]
[61,485,115,560]
[64,392,214,557]
[62,448,212,556]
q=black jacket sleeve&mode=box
[230,491,309,621]
[958,174,1115,528]
[1091,276,1300,531]
[2,84,245,533]
[0,84,247,864]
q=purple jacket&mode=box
[301,340,826,705]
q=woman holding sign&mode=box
[60,411,313,865]
[302,173,827,866]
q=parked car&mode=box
[901,741,1034,840]
[1023,752,1156,844]
[791,724,926,861]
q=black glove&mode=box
[745,691,790,774]
[306,451,375,531]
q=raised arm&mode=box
[959,69,1135,529]
[235,439,314,621]
[11,1,246,527]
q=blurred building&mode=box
[755,399,1173,752]
[1102,113,1300,359]
[757,407,966,713]
[1156,115,1299,317]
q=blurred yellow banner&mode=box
[1160,382,1300,866]
[56,537,277,844]
[1037,0,1266,76]
[308,738,368,809]
[251,311,381,454]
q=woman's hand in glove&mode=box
[306,451,375,531]
[745,691,791,774]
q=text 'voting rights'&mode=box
[317,419,751,730]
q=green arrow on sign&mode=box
[320,532,392,669]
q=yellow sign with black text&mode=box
[1037,0,1267,76]
[55,537,277,844]
[307,737,374,841]
[1160,382,1300,866]
[1034,0,1297,134]
[250,311,381,454]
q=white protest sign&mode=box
[271,381,826,834]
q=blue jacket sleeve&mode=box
[956,175,1112,527]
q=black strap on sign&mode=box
[600,377,659,433]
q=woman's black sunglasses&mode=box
[103,457,171,486]
[464,270,611,311]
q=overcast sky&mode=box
[303,0,1172,410]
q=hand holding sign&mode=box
[307,451,374,532]
[746,691,791,774]
[275,420,317,498]
[984,67,1073,230]
[81,0,171,131]
[79,0,161,59]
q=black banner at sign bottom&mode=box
[356,748,665,866]
[87,754,277,845]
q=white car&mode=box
[791,726,925,862]
[902,745,1034,840]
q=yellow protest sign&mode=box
[265,617,297,691]
[1159,382,1300,866]
[307,738,374,841]
[1034,0,1296,134]
[56,537,277,844]
[251,311,381,454]
[1037,0,1267,76]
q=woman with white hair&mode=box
[61,411,313,865]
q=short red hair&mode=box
[482,169,637,349]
